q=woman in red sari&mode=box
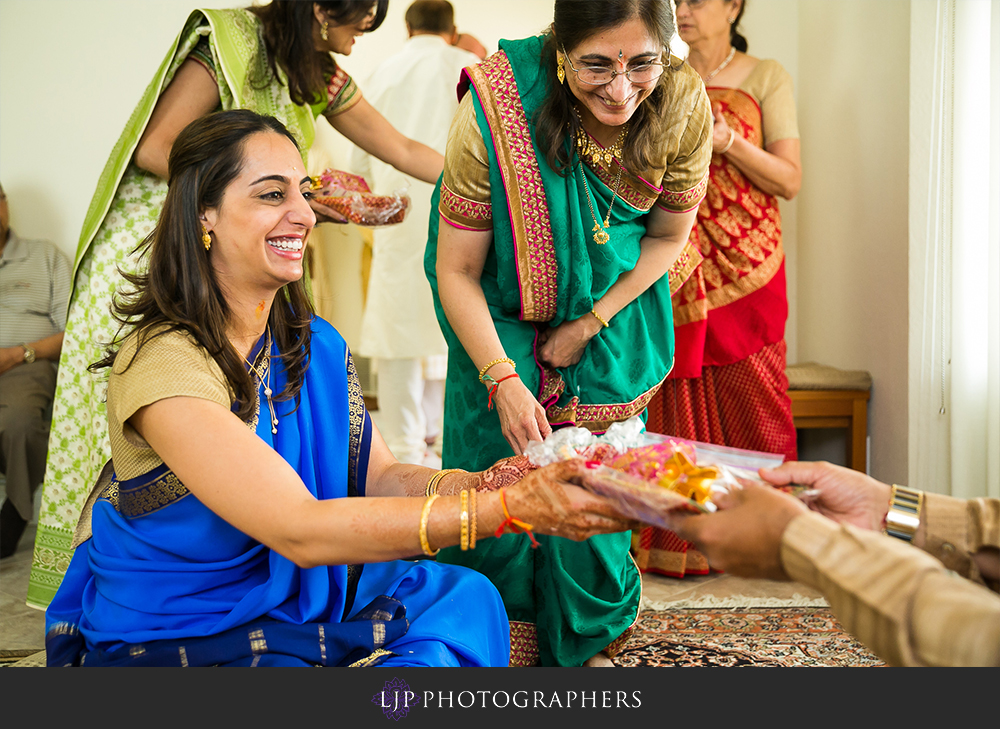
[639,0,802,577]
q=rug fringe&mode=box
[641,594,829,610]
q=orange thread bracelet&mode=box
[494,488,540,548]
[487,373,520,410]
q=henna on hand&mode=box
[475,455,539,492]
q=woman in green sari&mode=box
[425,0,713,666]
[29,0,445,609]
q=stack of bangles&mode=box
[419,474,478,555]
[478,357,519,410]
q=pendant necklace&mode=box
[702,46,735,85]
[573,107,629,245]
[241,326,278,434]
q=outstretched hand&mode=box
[758,461,892,532]
[491,378,552,455]
[506,459,640,541]
[663,482,807,581]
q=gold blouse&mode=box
[732,58,799,146]
[106,327,232,481]
[439,60,714,231]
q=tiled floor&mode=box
[1,523,47,654]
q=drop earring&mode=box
[201,224,212,251]
[557,54,565,84]
[321,20,329,41]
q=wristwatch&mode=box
[883,484,923,542]
[20,343,35,364]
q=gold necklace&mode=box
[573,108,628,245]
[241,326,278,435]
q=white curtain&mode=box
[909,0,1000,499]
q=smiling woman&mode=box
[30,0,455,610]
[41,110,638,668]
[424,0,713,666]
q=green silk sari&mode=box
[424,36,679,666]
[28,8,327,609]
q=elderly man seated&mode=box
[0,183,71,558]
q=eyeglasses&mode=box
[674,0,710,9]
[562,52,665,86]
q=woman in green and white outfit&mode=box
[29,0,444,608]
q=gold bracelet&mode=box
[590,308,610,328]
[460,489,470,551]
[425,468,468,497]
[478,357,515,384]
[419,494,441,556]
[469,487,478,550]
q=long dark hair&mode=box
[729,0,749,52]
[249,0,389,106]
[535,0,678,175]
[91,110,315,421]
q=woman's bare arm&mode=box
[130,395,627,567]
[133,59,221,179]
[326,97,443,184]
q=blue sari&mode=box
[45,318,509,667]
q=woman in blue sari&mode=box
[44,110,636,667]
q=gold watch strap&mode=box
[883,484,923,542]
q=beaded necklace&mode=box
[241,326,278,435]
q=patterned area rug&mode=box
[613,607,886,667]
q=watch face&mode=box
[23,346,35,363]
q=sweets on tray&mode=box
[576,463,710,531]
[524,418,790,527]
[310,169,409,226]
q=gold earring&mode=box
[557,55,565,84]
[321,20,329,41]
[201,224,212,251]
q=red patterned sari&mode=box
[637,86,797,578]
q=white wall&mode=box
[795,0,910,482]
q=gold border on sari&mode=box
[577,142,659,213]
[346,349,366,498]
[440,182,493,231]
[465,52,558,322]
[100,469,191,519]
[657,172,709,213]
[540,368,670,433]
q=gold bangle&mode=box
[460,490,470,551]
[419,494,441,556]
[590,308,610,328]
[478,357,515,384]
[469,487,478,550]
[425,468,467,497]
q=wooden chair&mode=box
[786,362,872,473]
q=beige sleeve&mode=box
[781,511,1000,667]
[657,67,713,213]
[107,328,232,479]
[439,93,493,231]
[921,493,1000,585]
[742,59,799,146]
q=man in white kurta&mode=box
[350,0,482,465]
